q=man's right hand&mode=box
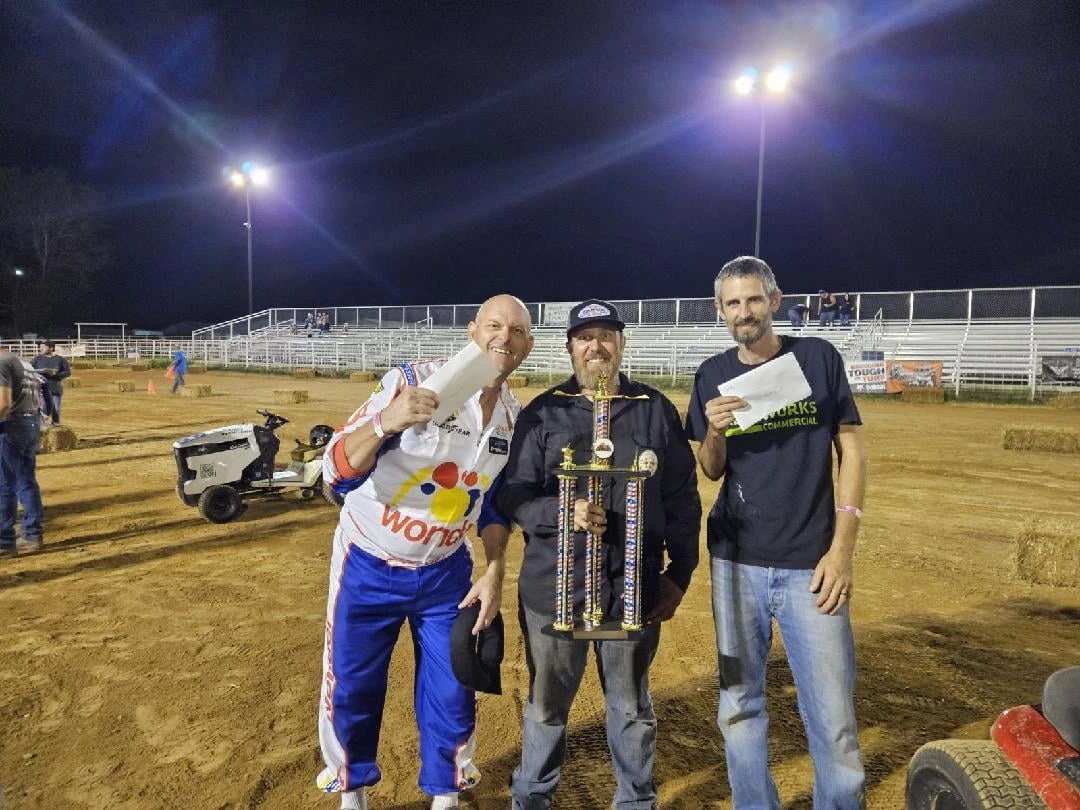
[703,395,749,434]
[572,499,607,535]
[379,386,439,434]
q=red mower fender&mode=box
[992,704,1080,808]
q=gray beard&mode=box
[574,366,618,392]
[733,320,769,348]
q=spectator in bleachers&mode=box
[838,294,854,327]
[304,312,316,337]
[817,290,838,328]
[787,303,810,328]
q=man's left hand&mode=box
[645,574,684,623]
[810,547,854,615]
[458,567,504,635]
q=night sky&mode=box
[2,0,1079,329]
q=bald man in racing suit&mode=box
[316,295,534,810]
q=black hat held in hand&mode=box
[450,602,504,695]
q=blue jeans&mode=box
[0,415,44,549]
[512,601,661,810]
[710,558,864,809]
[171,372,185,394]
[49,392,62,424]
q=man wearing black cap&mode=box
[32,340,70,425]
[496,299,702,810]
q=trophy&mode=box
[549,375,656,640]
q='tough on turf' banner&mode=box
[886,360,944,394]
[846,360,887,393]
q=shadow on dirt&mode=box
[452,604,1080,810]
[0,508,335,591]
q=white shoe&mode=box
[431,793,459,809]
[341,788,367,810]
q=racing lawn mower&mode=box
[174,409,343,523]
[906,666,1080,809]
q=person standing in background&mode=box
[169,349,188,394]
[32,339,71,424]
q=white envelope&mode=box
[421,341,501,422]
[717,351,812,430]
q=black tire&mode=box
[299,486,316,500]
[321,478,344,507]
[197,485,244,524]
[906,740,1046,810]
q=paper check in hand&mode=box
[717,352,812,430]
[421,342,501,423]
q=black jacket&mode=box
[498,373,701,618]
[32,354,71,396]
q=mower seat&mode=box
[291,440,321,463]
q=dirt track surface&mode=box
[1,369,1078,809]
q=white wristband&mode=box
[372,410,386,439]
[836,505,863,519]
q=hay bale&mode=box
[1047,394,1080,409]
[66,377,82,388]
[274,389,309,404]
[128,363,150,371]
[350,371,377,382]
[111,380,136,393]
[292,368,317,379]
[1014,518,1080,588]
[1002,425,1080,454]
[506,375,528,389]
[180,384,213,398]
[39,425,77,453]
[901,387,944,404]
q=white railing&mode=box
[8,315,1079,400]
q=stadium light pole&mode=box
[223,162,270,314]
[734,64,792,257]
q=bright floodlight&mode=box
[249,166,270,186]
[229,171,246,188]
[765,65,792,93]
[734,73,755,95]
[13,268,25,277]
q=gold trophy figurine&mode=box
[546,374,654,640]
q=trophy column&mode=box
[544,375,655,640]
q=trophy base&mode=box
[541,621,643,640]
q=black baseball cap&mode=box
[40,339,55,348]
[566,299,625,338]
[450,603,504,695]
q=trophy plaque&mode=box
[548,375,656,640]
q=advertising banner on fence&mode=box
[542,302,573,327]
[886,360,943,394]
[1040,355,1080,383]
[846,360,887,393]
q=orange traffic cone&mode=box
[147,380,156,395]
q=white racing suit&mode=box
[317,360,520,796]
